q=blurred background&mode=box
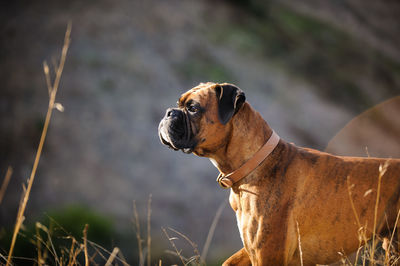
[1,0,399,264]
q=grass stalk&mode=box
[133,200,144,266]
[35,224,43,265]
[6,23,71,266]
[67,237,77,266]
[371,161,389,264]
[347,176,366,264]
[388,209,400,258]
[83,224,89,266]
[347,176,362,230]
[296,221,304,266]
[147,194,152,266]
[201,200,226,263]
[168,227,200,262]
[86,239,129,266]
[0,166,13,205]
[37,222,59,264]
[105,247,119,266]
[162,227,186,265]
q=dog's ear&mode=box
[215,84,246,125]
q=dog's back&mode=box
[289,145,400,264]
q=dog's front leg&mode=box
[223,247,251,266]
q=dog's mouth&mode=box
[158,108,196,154]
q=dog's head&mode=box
[158,82,246,156]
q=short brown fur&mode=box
[173,83,400,265]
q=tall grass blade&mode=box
[0,166,12,205]
[83,224,89,266]
[105,247,120,266]
[201,200,226,263]
[371,161,390,264]
[147,194,152,266]
[133,200,144,266]
[296,221,304,266]
[6,22,71,266]
[168,227,200,263]
[162,227,186,265]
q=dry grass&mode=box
[31,220,130,265]
[0,18,222,266]
[132,195,153,266]
[0,19,222,263]
[5,23,72,266]
[337,160,400,266]
[371,161,389,263]
[296,220,304,266]
[1,20,400,266]
[288,160,400,266]
[1,23,131,266]
[0,167,13,205]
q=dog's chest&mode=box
[229,189,267,258]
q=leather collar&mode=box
[216,131,280,188]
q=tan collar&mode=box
[216,131,280,188]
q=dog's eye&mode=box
[187,104,198,113]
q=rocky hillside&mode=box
[1,0,399,263]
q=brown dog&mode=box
[158,82,400,265]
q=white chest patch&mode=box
[209,158,219,169]
[236,213,244,244]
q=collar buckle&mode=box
[216,173,233,189]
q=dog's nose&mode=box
[166,108,180,118]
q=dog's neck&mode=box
[209,103,274,175]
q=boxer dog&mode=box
[158,82,400,265]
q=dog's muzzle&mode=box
[158,108,195,153]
